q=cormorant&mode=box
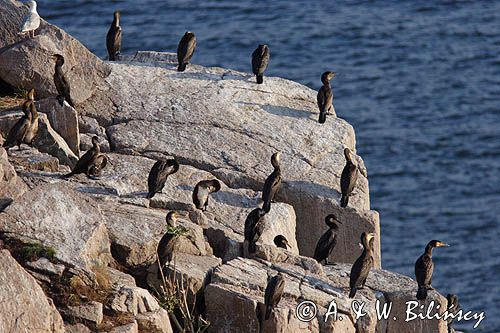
[20,0,39,39]
[52,54,74,107]
[23,89,39,146]
[262,152,282,211]
[243,205,269,257]
[340,147,358,208]
[317,71,336,123]
[192,179,221,211]
[106,11,122,61]
[87,154,108,178]
[157,211,180,275]
[415,240,449,300]
[273,235,290,250]
[2,100,32,151]
[446,294,461,333]
[146,159,180,199]
[64,136,102,178]
[251,44,270,84]
[313,214,342,265]
[349,232,375,298]
[264,272,285,320]
[177,31,196,72]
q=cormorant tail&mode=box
[263,201,271,214]
[340,195,349,208]
[249,241,256,254]
[61,172,73,179]
[177,62,187,72]
[319,111,326,124]
[256,74,263,84]
[265,305,272,320]
[416,287,427,300]
[349,287,357,298]
[146,191,155,199]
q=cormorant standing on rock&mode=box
[313,214,342,265]
[262,152,282,212]
[252,44,270,84]
[146,159,179,199]
[106,11,122,61]
[192,179,221,211]
[87,154,108,178]
[349,232,375,298]
[23,89,39,146]
[340,147,358,208]
[20,0,39,39]
[243,205,269,257]
[64,136,104,178]
[2,100,32,151]
[415,240,449,300]
[264,272,285,320]
[273,235,290,249]
[446,294,461,333]
[157,211,179,276]
[317,71,336,123]
[177,32,196,72]
[52,54,74,107]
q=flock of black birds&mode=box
[0,7,461,329]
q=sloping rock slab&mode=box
[0,249,64,332]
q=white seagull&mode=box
[20,0,40,38]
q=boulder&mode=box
[65,323,92,333]
[0,146,27,209]
[37,97,80,155]
[67,301,104,325]
[7,145,60,172]
[135,309,173,333]
[0,249,64,332]
[0,182,112,280]
[26,257,65,276]
[110,321,139,333]
[0,0,110,103]
[109,285,160,316]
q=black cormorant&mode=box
[2,101,32,151]
[317,71,336,123]
[340,147,358,208]
[177,31,196,72]
[243,205,269,257]
[106,11,122,61]
[23,89,38,146]
[87,154,108,178]
[415,240,449,300]
[264,272,285,320]
[349,232,375,298]
[52,54,74,107]
[146,159,180,199]
[251,44,270,84]
[313,214,342,264]
[273,235,290,250]
[262,152,282,211]
[157,211,180,275]
[192,179,221,211]
[64,136,102,178]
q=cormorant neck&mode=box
[425,244,434,256]
[30,2,37,12]
[30,103,38,118]
[322,79,331,87]
[113,16,120,27]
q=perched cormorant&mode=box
[146,159,180,199]
[192,179,221,211]
[177,32,196,72]
[340,147,358,208]
[2,101,32,151]
[349,232,375,298]
[313,214,342,265]
[243,205,269,257]
[446,294,461,333]
[52,54,74,107]
[317,71,336,123]
[87,154,108,178]
[273,235,290,250]
[264,272,285,320]
[64,136,103,178]
[251,44,270,84]
[157,211,180,273]
[415,240,449,300]
[20,0,40,39]
[262,152,282,211]
[106,11,122,61]
[23,89,39,146]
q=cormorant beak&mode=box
[284,240,290,248]
[337,220,343,224]
[436,242,449,247]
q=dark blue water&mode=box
[37,1,500,331]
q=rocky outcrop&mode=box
[0,249,65,333]
[0,0,110,104]
[0,146,27,209]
